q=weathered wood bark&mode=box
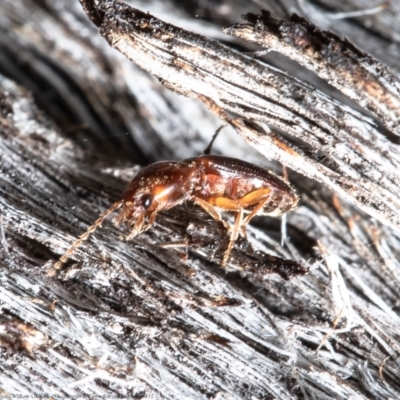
[1,0,400,399]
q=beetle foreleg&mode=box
[141,211,158,233]
[125,213,145,240]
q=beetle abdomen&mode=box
[190,155,298,214]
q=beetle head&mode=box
[117,160,194,227]
[52,160,195,273]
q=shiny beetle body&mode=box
[54,154,298,270]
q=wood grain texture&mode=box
[1,0,400,399]
[92,1,400,230]
[225,10,400,137]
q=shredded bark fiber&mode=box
[0,0,400,398]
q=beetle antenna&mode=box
[203,124,227,155]
[51,200,124,273]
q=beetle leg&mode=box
[222,207,244,266]
[192,197,231,231]
[161,238,189,261]
[203,124,227,155]
[242,195,271,225]
[141,211,158,233]
[125,213,145,240]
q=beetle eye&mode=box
[141,194,153,210]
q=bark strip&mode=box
[224,10,400,138]
[80,0,400,231]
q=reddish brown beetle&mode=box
[54,140,298,271]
